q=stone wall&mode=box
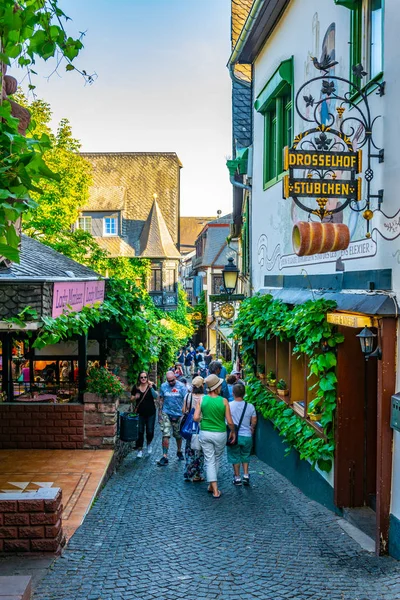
[0,488,65,554]
[0,404,84,449]
[83,393,118,449]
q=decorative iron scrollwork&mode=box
[285,61,385,236]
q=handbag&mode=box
[180,394,200,440]
[226,401,247,447]
[179,393,192,431]
[191,433,201,451]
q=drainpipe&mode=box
[227,0,264,85]
[230,175,251,191]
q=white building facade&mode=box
[229,0,400,557]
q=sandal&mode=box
[207,485,213,493]
[193,476,205,482]
[212,490,222,499]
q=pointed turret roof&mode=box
[139,199,181,259]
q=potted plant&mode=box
[277,379,289,397]
[86,367,125,399]
[308,411,323,422]
[266,370,276,388]
[257,364,266,378]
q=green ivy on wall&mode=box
[233,295,344,472]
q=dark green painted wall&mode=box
[255,415,337,513]
[389,514,400,560]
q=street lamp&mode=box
[356,327,382,360]
[222,257,239,295]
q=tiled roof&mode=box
[200,224,231,267]
[81,152,182,245]
[139,199,181,259]
[0,235,101,281]
[231,0,252,83]
[180,217,215,254]
[96,236,135,258]
[81,186,126,211]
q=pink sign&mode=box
[52,280,105,318]
[84,280,105,307]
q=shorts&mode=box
[160,413,182,439]
[226,435,253,464]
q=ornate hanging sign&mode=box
[283,59,384,256]
[219,302,235,320]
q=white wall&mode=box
[250,0,400,516]
[251,0,400,291]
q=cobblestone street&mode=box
[34,435,400,600]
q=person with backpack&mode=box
[227,383,257,486]
[182,376,205,482]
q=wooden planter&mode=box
[277,389,289,397]
[292,221,350,256]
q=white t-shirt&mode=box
[229,400,256,437]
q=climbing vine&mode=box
[233,295,344,472]
[0,0,94,263]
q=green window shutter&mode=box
[334,0,360,8]
[349,3,362,83]
[258,58,294,188]
[255,57,293,113]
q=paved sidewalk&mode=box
[34,433,400,600]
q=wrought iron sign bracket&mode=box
[284,59,385,239]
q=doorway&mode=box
[334,325,378,539]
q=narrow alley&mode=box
[34,434,400,600]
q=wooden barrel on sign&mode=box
[292,222,350,256]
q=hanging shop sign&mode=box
[52,280,105,318]
[219,302,235,320]
[191,311,203,322]
[326,312,373,328]
[283,59,384,256]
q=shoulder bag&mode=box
[180,393,200,440]
[226,401,247,447]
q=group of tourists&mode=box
[130,351,257,498]
[174,343,212,379]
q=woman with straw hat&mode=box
[193,373,235,498]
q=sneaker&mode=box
[147,444,152,455]
[243,475,250,486]
[136,450,143,458]
[233,476,242,486]
[157,456,169,466]
[177,451,184,461]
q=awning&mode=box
[218,326,234,347]
[260,288,399,317]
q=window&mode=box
[349,0,383,85]
[77,216,92,233]
[212,274,224,295]
[149,268,162,292]
[165,269,176,292]
[103,217,117,236]
[255,58,293,189]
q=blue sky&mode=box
[19,0,233,217]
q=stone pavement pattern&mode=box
[34,434,400,600]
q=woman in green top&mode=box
[194,374,235,498]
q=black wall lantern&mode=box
[222,257,239,295]
[357,326,382,360]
